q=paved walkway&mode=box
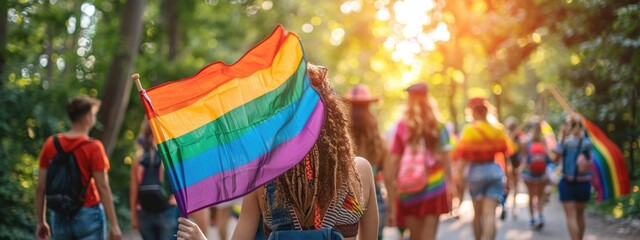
[125,184,635,240]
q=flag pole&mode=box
[545,85,577,116]
[131,73,144,92]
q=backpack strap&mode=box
[572,138,584,181]
[52,134,94,199]
[266,182,295,231]
[562,137,583,182]
[53,135,64,154]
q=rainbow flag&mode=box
[399,165,446,205]
[138,25,325,216]
[582,118,630,201]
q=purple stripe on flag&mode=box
[175,100,325,216]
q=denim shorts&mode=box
[558,179,591,202]
[466,162,505,202]
[138,205,180,240]
[375,183,386,240]
[52,204,106,239]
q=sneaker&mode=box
[530,219,536,228]
[536,216,545,230]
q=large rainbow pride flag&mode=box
[138,25,325,216]
[582,118,630,201]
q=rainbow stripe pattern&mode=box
[138,26,325,216]
[453,121,508,162]
[398,165,445,205]
[582,118,630,201]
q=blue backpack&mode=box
[137,149,169,212]
[265,183,344,240]
[45,135,92,218]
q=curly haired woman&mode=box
[176,64,378,240]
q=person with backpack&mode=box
[35,96,122,240]
[176,64,379,240]
[520,118,552,230]
[453,97,510,240]
[502,116,525,220]
[342,84,392,240]
[129,120,179,240]
[552,115,593,240]
[386,82,452,240]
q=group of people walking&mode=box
[35,65,594,240]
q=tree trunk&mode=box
[163,0,179,60]
[97,0,146,156]
[0,0,7,86]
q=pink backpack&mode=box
[396,141,434,194]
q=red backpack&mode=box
[527,142,548,176]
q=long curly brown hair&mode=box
[348,103,389,168]
[274,64,363,225]
[405,93,440,152]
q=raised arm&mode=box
[232,190,261,240]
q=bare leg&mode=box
[576,202,587,240]
[405,215,424,240]
[536,180,548,223]
[216,206,232,240]
[472,199,484,240]
[562,202,580,240]
[423,215,439,240]
[482,198,499,240]
[524,181,535,223]
[510,172,519,218]
[190,207,210,238]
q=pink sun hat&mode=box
[343,84,380,104]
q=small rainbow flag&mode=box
[582,118,630,201]
[138,25,325,216]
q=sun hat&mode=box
[343,84,379,103]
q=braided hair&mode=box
[274,64,363,225]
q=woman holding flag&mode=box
[552,115,593,240]
[134,25,377,239]
[175,64,379,239]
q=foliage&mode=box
[1,0,638,235]
[591,179,640,219]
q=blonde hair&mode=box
[405,93,440,152]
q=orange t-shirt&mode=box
[38,134,110,207]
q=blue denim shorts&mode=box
[558,179,591,202]
[375,183,386,240]
[466,162,505,202]
[52,204,106,239]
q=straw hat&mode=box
[343,84,379,104]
